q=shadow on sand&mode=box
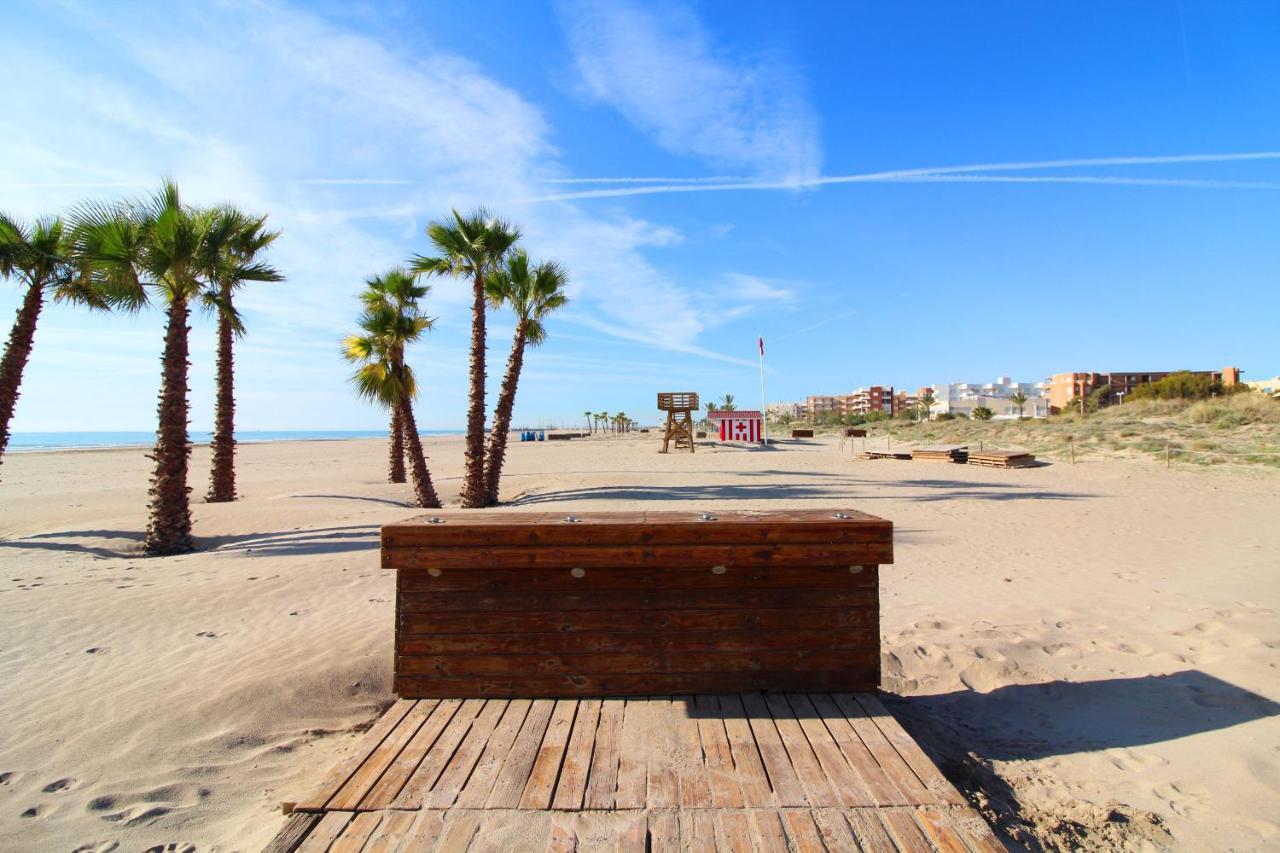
[0,524,382,558]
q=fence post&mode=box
[1070,438,1075,465]
[1166,443,1171,469]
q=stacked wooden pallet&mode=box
[862,450,913,460]
[968,449,1036,468]
[911,445,969,463]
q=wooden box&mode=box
[381,509,892,698]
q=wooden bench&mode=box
[381,509,892,697]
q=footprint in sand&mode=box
[84,647,108,655]
[143,844,197,853]
[71,843,120,853]
[0,771,17,785]
[43,778,77,793]
[194,631,224,639]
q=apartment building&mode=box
[932,376,1050,419]
[766,401,805,420]
[848,386,896,415]
[1049,367,1235,410]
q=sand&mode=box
[0,433,1277,851]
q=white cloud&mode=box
[557,0,821,182]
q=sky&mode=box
[2,0,1278,431]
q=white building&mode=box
[766,401,805,420]
[929,376,1050,420]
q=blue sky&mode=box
[2,0,1278,431]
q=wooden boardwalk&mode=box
[268,692,1003,851]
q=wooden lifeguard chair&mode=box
[656,391,698,453]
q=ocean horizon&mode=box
[7,429,465,453]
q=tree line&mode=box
[0,181,280,554]
[344,209,569,509]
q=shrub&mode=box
[972,406,994,421]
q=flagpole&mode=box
[758,335,768,445]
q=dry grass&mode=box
[838,394,1280,469]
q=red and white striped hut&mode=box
[708,410,764,444]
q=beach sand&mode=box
[0,433,1276,850]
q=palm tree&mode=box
[343,270,441,508]
[409,209,520,508]
[481,251,568,504]
[615,412,627,434]
[199,208,282,503]
[0,214,107,477]
[1010,390,1029,419]
[916,388,935,422]
[583,410,593,434]
[598,411,609,435]
[720,394,737,412]
[72,181,212,555]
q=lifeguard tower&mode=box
[656,391,698,453]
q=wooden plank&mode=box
[435,813,481,853]
[807,693,901,806]
[648,811,679,852]
[403,811,445,850]
[787,693,876,807]
[811,809,865,851]
[749,810,790,853]
[399,627,878,656]
[264,812,323,853]
[615,814,648,852]
[831,693,935,805]
[396,668,880,699]
[398,565,879,592]
[362,698,461,809]
[398,586,878,613]
[296,811,352,852]
[289,698,416,812]
[854,693,967,806]
[613,698,647,808]
[361,810,417,853]
[328,700,437,811]
[396,647,878,677]
[551,698,601,809]
[740,692,807,807]
[762,693,839,807]
[387,542,893,570]
[780,810,827,853]
[693,694,743,808]
[329,811,383,853]
[678,811,717,853]
[846,810,901,851]
[715,811,754,853]
[389,698,486,809]
[716,694,774,808]
[486,698,555,808]
[454,698,531,807]
[673,697,712,807]
[585,698,625,808]
[424,699,510,808]
[400,606,876,635]
[519,698,578,809]
[646,695,678,808]
[881,810,935,853]
[914,808,972,853]
[545,813,576,852]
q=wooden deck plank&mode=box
[915,808,972,853]
[424,699,511,808]
[551,698,601,809]
[780,810,827,853]
[486,698,555,809]
[360,809,416,853]
[740,692,807,806]
[694,694,743,808]
[808,692,902,806]
[435,813,480,853]
[389,698,486,809]
[749,809,790,853]
[545,813,576,852]
[403,811,445,850]
[585,698,625,808]
[646,696,678,808]
[854,692,967,806]
[613,698,647,808]
[454,699,531,808]
[616,814,648,853]
[811,808,866,851]
[674,696,712,807]
[363,698,462,809]
[329,700,438,811]
[716,693,774,807]
[831,693,935,805]
[714,811,754,853]
[329,811,384,853]
[519,698,578,810]
[266,812,324,853]
[788,693,877,807]
[847,809,902,852]
[290,698,417,812]
[679,811,716,853]
[762,693,840,807]
[881,810,935,853]
[648,812,679,852]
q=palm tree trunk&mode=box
[146,297,194,555]
[460,270,487,507]
[388,405,406,483]
[399,398,441,508]
[206,290,237,502]
[0,282,44,478]
[482,325,527,505]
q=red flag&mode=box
[758,336,764,357]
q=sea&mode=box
[7,430,463,452]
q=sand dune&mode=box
[0,434,1277,850]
